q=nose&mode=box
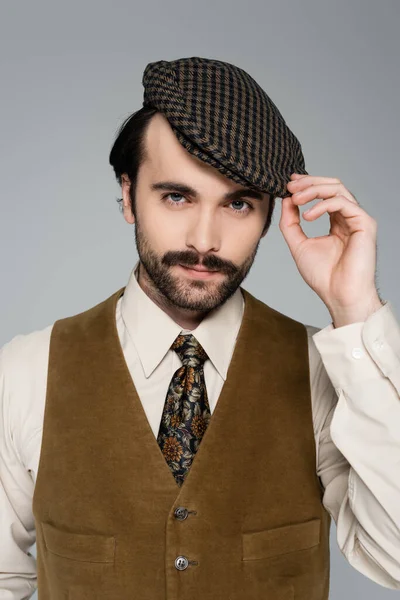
[185,208,221,255]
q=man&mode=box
[0,56,399,599]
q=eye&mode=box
[162,192,187,207]
[229,200,253,214]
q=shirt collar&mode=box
[120,262,244,380]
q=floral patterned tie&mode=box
[157,334,211,486]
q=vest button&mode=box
[175,555,189,570]
[174,506,189,520]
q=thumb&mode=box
[279,196,308,254]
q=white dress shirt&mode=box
[1,263,400,599]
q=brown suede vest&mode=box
[32,286,331,600]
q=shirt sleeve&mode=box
[0,337,39,599]
[308,300,400,590]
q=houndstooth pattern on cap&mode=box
[142,56,308,198]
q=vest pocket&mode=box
[42,522,116,563]
[242,517,321,561]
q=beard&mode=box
[134,218,260,312]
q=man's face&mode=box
[123,113,271,312]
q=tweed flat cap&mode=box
[142,56,308,198]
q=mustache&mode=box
[162,250,239,276]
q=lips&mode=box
[180,264,218,273]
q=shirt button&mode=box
[351,347,363,359]
[175,555,189,570]
[174,506,189,520]
[373,339,384,350]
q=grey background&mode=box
[1,0,399,597]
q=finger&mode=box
[290,173,309,179]
[289,174,341,185]
[289,175,359,204]
[290,183,358,205]
[279,197,308,250]
[303,195,375,227]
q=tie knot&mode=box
[171,334,209,367]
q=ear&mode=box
[121,174,135,225]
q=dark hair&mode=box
[109,105,276,233]
[109,105,158,214]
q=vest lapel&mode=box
[108,287,179,495]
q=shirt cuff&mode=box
[311,301,400,392]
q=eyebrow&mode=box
[150,181,264,202]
